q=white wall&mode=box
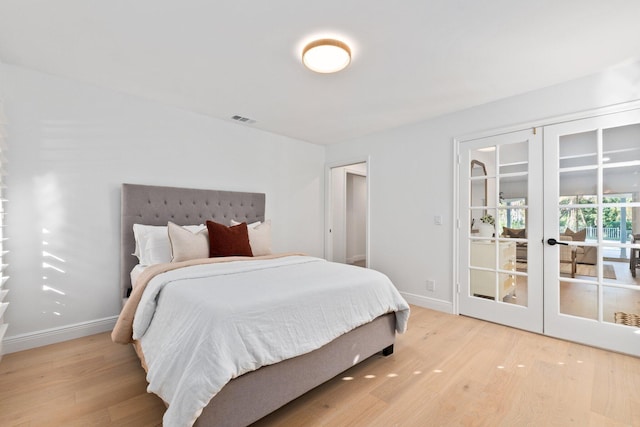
[326,60,640,312]
[0,64,325,352]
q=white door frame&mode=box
[543,109,640,356]
[325,157,370,266]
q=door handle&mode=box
[547,238,568,246]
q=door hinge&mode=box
[533,127,537,135]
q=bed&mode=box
[113,183,409,427]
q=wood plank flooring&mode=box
[1,305,639,426]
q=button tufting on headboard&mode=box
[121,184,265,301]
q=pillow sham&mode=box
[502,227,526,239]
[168,221,209,262]
[133,223,205,266]
[206,221,253,257]
[230,219,273,256]
[563,227,587,242]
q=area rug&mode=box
[559,263,617,280]
[517,262,616,279]
[614,312,640,327]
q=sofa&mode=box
[501,226,596,265]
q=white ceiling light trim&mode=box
[302,39,351,73]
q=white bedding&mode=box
[133,255,410,427]
[129,264,147,289]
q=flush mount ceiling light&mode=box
[302,39,351,73]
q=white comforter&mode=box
[133,255,410,427]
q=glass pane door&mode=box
[459,129,543,332]
[544,110,640,356]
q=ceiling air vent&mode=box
[231,115,256,124]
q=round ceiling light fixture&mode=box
[302,39,351,73]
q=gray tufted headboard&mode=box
[121,183,266,299]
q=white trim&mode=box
[324,156,371,267]
[1,315,118,354]
[456,98,640,143]
[400,292,454,314]
[452,138,460,315]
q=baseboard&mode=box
[1,315,118,355]
[400,292,454,314]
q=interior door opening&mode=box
[327,161,368,267]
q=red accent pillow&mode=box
[206,221,253,257]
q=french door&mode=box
[458,107,640,356]
[544,110,640,356]
[459,129,544,333]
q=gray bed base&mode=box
[196,313,395,427]
[120,183,396,426]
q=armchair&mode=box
[562,228,596,265]
[559,235,577,278]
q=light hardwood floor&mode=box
[1,305,639,426]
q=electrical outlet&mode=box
[426,279,435,292]
[434,215,443,225]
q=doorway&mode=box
[456,107,640,356]
[327,161,368,267]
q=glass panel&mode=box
[470,268,497,301]
[498,206,527,231]
[505,273,527,307]
[603,286,640,325]
[601,245,640,286]
[599,203,633,243]
[559,130,597,168]
[498,206,527,271]
[470,208,484,236]
[470,176,487,208]
[499,140,528,174]
[469,240,518,303]
[560,281,598,320]
[559,169,597,201]
[499,175,527,206]
[515,259,528,274]
[470,241,496,269]
[471,207,497,239]
[558,207,597,242]
[603,165,640,198]
[471,148,496,175]
[603,123,640,164]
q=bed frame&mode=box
[120,183,396,427]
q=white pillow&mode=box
[168,221,209,262]
[133,223,205,266]
[230,219,272,256]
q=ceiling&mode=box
[1,1,640,145]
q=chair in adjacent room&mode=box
[630,234,640,278]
